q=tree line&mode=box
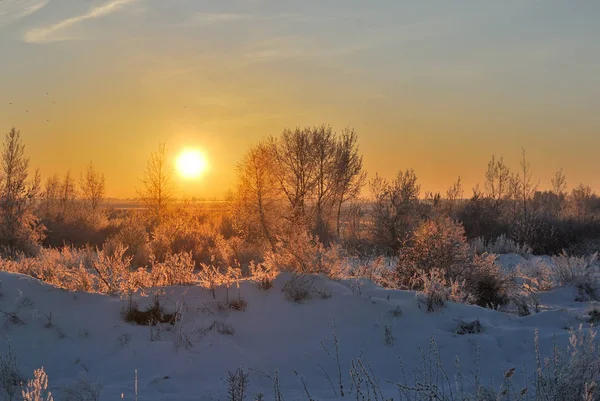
[2,125,600,259]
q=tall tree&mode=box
[0,128,43,254]
[235,142,280,250]
[311,125,337,241]
[484,155,510,208]
[519,148,539,219]
[80,162,106,212]
[270,127,318,221]
[551,168,567,198]
[138,143,174,223]
[333,128,366,236]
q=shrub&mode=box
[400,218,512,308]
[103,216,150,267]
[150,212,227,268]
[470,234,532,256]
[282,274,314,303]
[21,367,53,401]
[0,338,22,401]
[123,296,178,326]
[62,377,102,401]
[415,268,470,312]
[534,325,600,401]
[468,254,513,307]
[517,258,554,292]
[398,217,472,287]
[263,229,347,278]
[249,261,277,290]
[552,252,600,301]
[455,318,482,335]
[349,256,397,288]
[228,299,247,312]
[149,251,196,286]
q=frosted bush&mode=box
[552,252,600,301]
[150,251,196,286]
[470,234,532,256]
[517,258,555,292]
[22,367,53,401]
[263,230,347,278]
[416,268,471,312]
[349,256,397,288]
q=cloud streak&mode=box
[0,0,49,27]
[24,0,138,43]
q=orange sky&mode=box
[1,1,599,199]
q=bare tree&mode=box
[333,128,366,236]
[270,128,318,221]
[484,155,511,207]
[551,168,567,198]
[370,169,420,253]
[234,142,280,250]
[80,162,106,212]
[138,143,174,222]
[59,170,78,220]
[446,176,463,202]
[445,176,463,214]
[519,148,539,219]
[0,128,43,254]
[41,174,60,218]
[311,125,337,241]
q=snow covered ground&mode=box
[0,255,597,401]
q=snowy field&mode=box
[0,255,597,401]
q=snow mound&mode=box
[0,271,594,401]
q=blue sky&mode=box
[0,0,599,197]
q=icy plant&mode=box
[470,234,532,256]
[533,325,600,401]
[150,251,196,286]
[22,367,53,401]
[263,230,347,278]
[282,274,314,303]
[415,269,470,312]
[198,264,222,299]
[62,377,103,401]
[455,319,482,335]
[319,318,344,397]
[0,337,22,401]
[227,367,250,401]
[517,258,554,293]
[349,256,397,289]
[249,261,277,290]
[551,252,600,301]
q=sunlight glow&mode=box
[176,149,208,179]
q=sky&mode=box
[0,0,599,199]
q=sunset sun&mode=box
[176,149,208,179]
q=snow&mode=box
[0,267,596,401]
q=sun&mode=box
[176,149,208,179]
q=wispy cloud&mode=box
[0,0,49,27]
[187,12,351,27]
[24,0,138,43]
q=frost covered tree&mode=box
[138,143,174,223]
[80,162,106,212]
[518,148,539,219]
[0,128,43,255]
[270,127,318,221]
[370,169,420,253]
[551,168,568,198]
[332,128,366,236]
[311,125,337,242]
[234,141,281,250]
[484,155,511,208]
